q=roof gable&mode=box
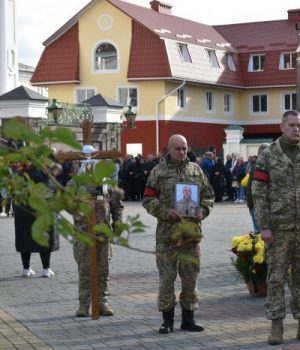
[83,93,124,108]
[31,23,80,85]
[0,85,47,101]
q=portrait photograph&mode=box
[175,182,199,217]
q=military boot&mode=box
[180,308,204,332]
[268,319,283,345]
[159,308,174,334]
[296,319,300,339]
[76,305,89,317]
[99,303,114,316]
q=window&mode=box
[226,53,236,71]
[118,87,138,107]
[282,93,296,111]
[178,43,192,63]
[251,94,268,113]
[248,54,265,72]
[177,87,187,109]
[224,93,232,113]
[206,91,214,112]
[279,53,296,70]
[76,88,95,103]
[95,42,117,70]
[206,49,220,68]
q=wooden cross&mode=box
[57,119,121,320]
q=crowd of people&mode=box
[1,109,300,346]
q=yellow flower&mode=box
[253,254,264,264]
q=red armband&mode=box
[144,187,157,197]
[253,170,270,183]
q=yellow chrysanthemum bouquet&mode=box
[231,233,267,296]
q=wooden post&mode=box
[87,200,99,320]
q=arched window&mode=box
[94,42,117,71]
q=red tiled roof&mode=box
[31,23,79,85]
[214,20,297,52]
[128,21,171,79]
[32,0,298,88]
[108,0,232,51]
[215,20,297,87]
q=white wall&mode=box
[0,0,18,96]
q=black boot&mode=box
[180,308,204,332]
[159,308,174,334]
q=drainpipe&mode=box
[155,80,186,155]
[296,22,300,111]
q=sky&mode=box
[17,0,300,67]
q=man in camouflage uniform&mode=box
[252,110,300,345]
[143,134,214,334]
[70,147,124,317]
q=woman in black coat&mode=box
[211,157,225,202]
[14,166,59,278]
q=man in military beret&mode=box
[252,110,300,345]
[143,134,214,334]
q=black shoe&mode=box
[180,308,204,332]
[159,308,174,334]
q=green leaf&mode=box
[49,195,65,212]
[177,252,199,265]
[114,222,130,237]
[31,215,51,247]
[79,202,91,217]
[93,223,112,237]
[131,228,145,233]
[28,196,48,213]
[94,160,116,183]
[46,127,81,150]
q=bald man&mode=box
[143,134,214,334]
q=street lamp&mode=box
[123,105,137,128]
[108,106,137,149]
[47,99,63,124]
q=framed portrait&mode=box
[175,182,199,217]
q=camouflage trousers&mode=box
[156,243,200,312]
[73,239,110,309]
[265,228,300,320]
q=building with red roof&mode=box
[31,0,300,157]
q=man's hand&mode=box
[167,208,181,220]
[261,229,274,244]
[194,211,204,222]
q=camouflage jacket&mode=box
[67,179,124,231]
[142,155,214,244]
[252,137,300,230]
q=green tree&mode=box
[0,118,146,249]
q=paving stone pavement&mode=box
[0,202,299,350]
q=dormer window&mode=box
[206,49,220,68]
[94,42,118,71]
[226,53,236,71]
[279,53,296,70]
[178,43,192,63]
[248,54,265,72]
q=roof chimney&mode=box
[288,9,300,23]
[150,0,173,15]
